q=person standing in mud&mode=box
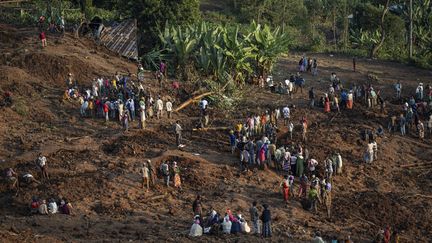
[141,162,150,191]
[301,117,308,143]
[260,204,272,238]
[139,97,146,129]
[192,195,203,216]
[174,120,183,147]
[394,81,402,100]
[298,174,308,198]
[146,160,156,187]
[418,120,425,140]
[280,175,290,204]
[166,99,173,119]
[249,201,259,235]
[39,31,47,48]
[156,95,163,119]
[172,161,182,189]
[309,87,315,108]
[160,161,170,187]
[122,110,131,131]
[36,153,49,180]
[308,185,320,213]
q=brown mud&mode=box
[0,24,431,242]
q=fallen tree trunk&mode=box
[192,126,230,132]
[401,162,432,168]
[401,194,432,199]
[174,92,213,112]
[148,194,168,201]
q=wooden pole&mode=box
[174,91,213,112]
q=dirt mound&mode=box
[103,131,171,157]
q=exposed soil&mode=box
[1,24,432,242]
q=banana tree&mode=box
[248,21,291,77]
[350,28,382,51]
[159,25,197,81]
[222,27,256,84]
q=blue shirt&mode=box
[229,134,236,146]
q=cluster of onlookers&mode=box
[30,196,73,215]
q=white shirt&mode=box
[166,101,173,112]
[308,159,318,171]
[48,202,58,214]
[156,99,163,110]
[288,123,294,132]
[367,143,374,153]
[275,109,280,120]
[288,82,293,92]
[282,107,290,118]
[200,99,208,109]
[38,156,46,167]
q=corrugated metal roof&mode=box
[100,19,138,60]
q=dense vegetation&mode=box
[2,0,430,74]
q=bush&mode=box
[13,99,28,116]
[411,56,432,69]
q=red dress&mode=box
[282,180,289,202]
[324,97,330,113]
[39,32,46,40]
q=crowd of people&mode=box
[63,66,176,132]
[3,45,432,242]
[387,82,432,139]
[30,196,73,215]
[189,197,272,238]
[4,154,74,215]
[221,64,432,241]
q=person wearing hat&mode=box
[416,83,424,101]
[141,161,150,190]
